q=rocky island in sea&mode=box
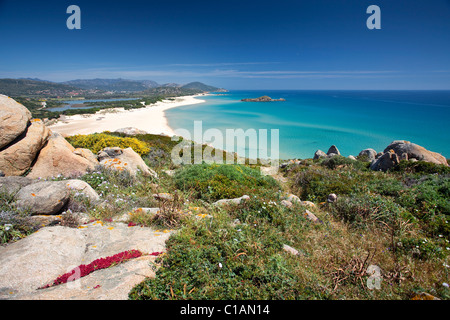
[241,95,286,102]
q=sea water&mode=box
[165,90,450,160]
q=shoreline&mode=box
[47,94,207,137]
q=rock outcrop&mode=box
[358,148,377,161]
[383,140,448,166]
[370,141,448,172]
[313,150,327,160]
[0,223,172,300]
[0,119,50,176]
[370,149,400,172]
[313,145,341,159]
[27,133,98,179]
[0,94,32,149]
[98,147,157,178]
[327,145,340,157]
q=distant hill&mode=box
[181,81,224,92]
[0,78,226,98]
[0,78,85,97]
[160,83,181,88]
[139,80,160,88]
[18,77,51,82]
[62,78,160,92]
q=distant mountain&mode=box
[0,78,226,98]
[139,80,160,88]
[0,78,85,97]
[181,81,224,92]
[62,78,160,92]
[18,77,51,82]
[160,83,181,88]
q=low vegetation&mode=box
[66,133,151,155]
[1,132,449,300]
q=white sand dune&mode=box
[47,94,206,137]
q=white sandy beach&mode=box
[47,94,206,137]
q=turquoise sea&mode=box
[165,90,450,160]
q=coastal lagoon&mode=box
[166,90,450,160]
[48,98,141,112]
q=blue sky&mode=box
[0,0,449,89]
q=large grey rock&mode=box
[114,127,148,136]
[358,148,377,161]
[98,147,157,178]
[383,140,448,166]
[370,150,400,172]
[64,179,100,202]
[14,181,70,215]
[0,95,32,149]
[0,223,172,300]
[0,119,50,176]
[0,176,34,196]
[327,145,340,156]
[213,195,250,206]
[313,150,327,160]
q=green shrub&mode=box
[129,211,308,300]
[0,192,34,243]
[293,167,355,201]
[395,175,450,224]
[173,163,279,202]
[0,224,25,244]
[320,155,369,171]
[398,237,446,260]
[365,176,407,197]
[230,195,285,225]
[392,160,450,175]
[329,194,409,229]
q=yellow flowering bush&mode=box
[67,133,150,156]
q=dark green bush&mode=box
[398,237,446,260]
[293,167,355,201]
[329,194,409,229]
[392,160,450,175]
[173,163,279,202]
[128,212,308,300]
[320,155,369,171]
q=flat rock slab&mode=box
[0,222,173,300]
